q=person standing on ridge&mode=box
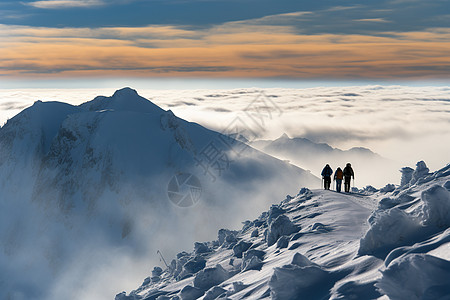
[321,164,333,190]
[343,163,354,193]
[334,167,343,193]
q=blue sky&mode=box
[3,0,448,32]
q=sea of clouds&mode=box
[1,85,449,183]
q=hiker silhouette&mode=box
[343,163,354,193]
[334,167,343,192]
[321,164,333,190]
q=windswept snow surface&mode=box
[120,163,450,300]
[0,88,318,300]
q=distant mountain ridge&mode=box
[251,133,397,188]
[252,133,381,160]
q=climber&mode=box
[334,167,343,193]
[321,164,333,190]
[343,163,354,193]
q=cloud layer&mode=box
[0,21,449,79]
[1,85,449,175]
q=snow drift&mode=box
[377,254,450,300]
[359,162,450,258]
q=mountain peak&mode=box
[80,87,164,114]
[112,87,139,98]
[279,133,290,139]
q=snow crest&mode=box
[359,162,450,258]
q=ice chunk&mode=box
[241,220,252,232]
[183,256,206,274]
[363,185,378,194]
[232,281,248,293]
[358,208,420,257]
[269,262,330,299]
[115,292,130,300]
[361,184,450,258]
[242,249,265,271]
[232,240,252,258]
[242,255,263,271]
[380,184,396,193]
[193,264,229,291]
[378,197,398,210]
[141,277,151,286]
[203,286,227,300]
[267,205,286,224]
[174,256,190,279]
[377,254,450,300]
[297,187,311,196]
[276,235,289,248]
[400,167,414,187]
[410,161,430,185]
[291,253,317,268]
[194,242,211,255]
[420,185,450,228]
[179,285,204,300]
[152,266,163,277]
[267,215,299,246]
[444,180,450,191]
[217,229,237,246]
[243,249,265,261]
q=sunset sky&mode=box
[1,0,449,86]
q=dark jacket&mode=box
[343,165,354,178]
[321,165,333,177]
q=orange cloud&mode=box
[0,23,449,79]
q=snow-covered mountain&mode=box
[0,88,318,300]
[118,161,450,300]
[251,133,397,188]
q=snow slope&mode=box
[119,162,450,300]
[0,88,318,300]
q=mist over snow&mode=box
[0,88,317,300]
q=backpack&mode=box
[343,166,354,177]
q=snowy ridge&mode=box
[118,162,450,300]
